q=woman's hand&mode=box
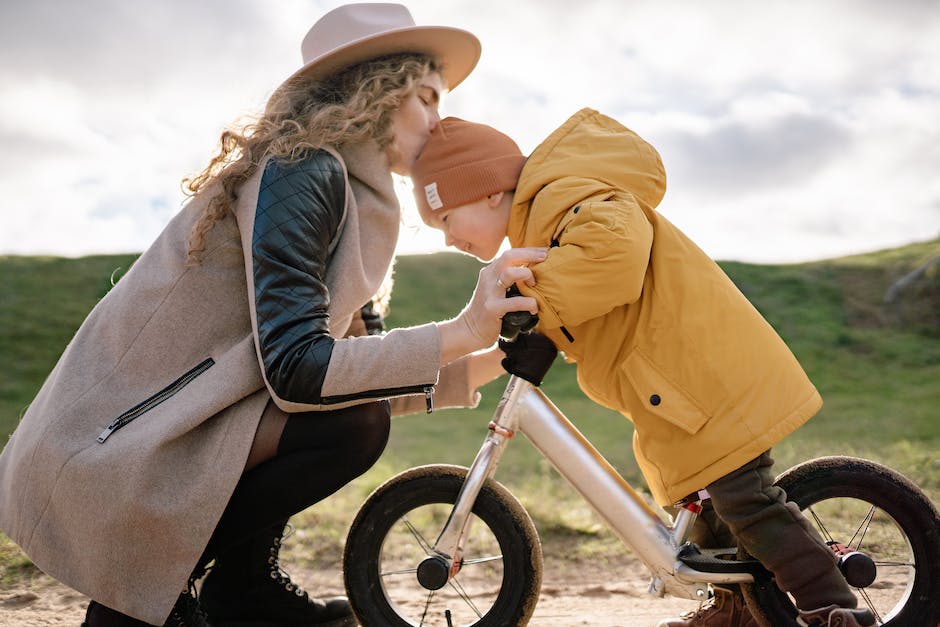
[437,247,547,366]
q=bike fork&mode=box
[415,376,528,590]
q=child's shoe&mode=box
[797,604,875,626]
[657,587,758,626]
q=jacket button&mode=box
[650,394,661,406]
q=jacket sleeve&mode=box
[523,186,654,330]
[251,151,443,413]
[251,150,345,405]
[388,355,482,416]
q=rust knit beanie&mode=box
[411,117,527,223]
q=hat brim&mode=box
[279,25,481,92]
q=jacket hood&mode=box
[514,108,667,212]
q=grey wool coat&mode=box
[0,142,480,624]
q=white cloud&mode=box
[1,0,938,261]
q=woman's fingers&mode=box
[496,293,539,316]
[488,247,546,292]
[495,247,547,278]
[454,248,547,352]
[496,265,536,290]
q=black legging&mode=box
[202,399,391,562]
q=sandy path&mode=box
[1,554,699,627]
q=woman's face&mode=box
[386,72,444,176]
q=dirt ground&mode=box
[0,551,700,627]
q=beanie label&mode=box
[424,182,443,210]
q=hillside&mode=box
[1,239,939,493]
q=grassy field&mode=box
[2,239,939,582]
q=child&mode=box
[409,109,875,627]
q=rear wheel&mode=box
[743,456,940,626]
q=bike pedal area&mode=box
[677,543,770,576]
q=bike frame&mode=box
[429,374,755,602]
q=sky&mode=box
[1,0,939,264]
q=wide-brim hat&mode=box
[279,3,481,91]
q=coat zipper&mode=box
[322,384,436,413]
[97,358,216,443]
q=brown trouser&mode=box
[690,450,856,611]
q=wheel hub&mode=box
[417,555,451,590]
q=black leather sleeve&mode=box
[251,150,345,404]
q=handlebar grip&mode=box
[500,285,539,340]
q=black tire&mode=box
[344,464,542,627]
[742,456,940,626]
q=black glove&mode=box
[498,332,558,386]
[500,284,539,340]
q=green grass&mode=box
[2,239,940,584]
[0,254,139,439]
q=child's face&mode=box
[426,194,510,262]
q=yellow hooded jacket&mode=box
[508,108,822,506]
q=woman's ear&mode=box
[486,191,505,208]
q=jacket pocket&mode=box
[621,349,710,435]
[96,357,215,443]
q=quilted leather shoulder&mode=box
[251,149,346,404]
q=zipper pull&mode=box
[425,386,434,414]
[97,423,119,443]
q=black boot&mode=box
[82,584,210,627]
[200,521,355,627]
[82,601,152,627]
[165,584,212,627]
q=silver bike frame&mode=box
[429,375,754,601]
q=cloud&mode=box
[1,0,938,261]
[659,110,853,194]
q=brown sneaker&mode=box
[797,604,876,626]
[657,587,759,626]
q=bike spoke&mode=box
[873,560,915,568]
[400,514,435,555]
[462,554,504,566]
[447,575,485,618]
[379,566,419,577]
[848,504,877,550]
[856,586,884,625]
[806,505,834,543]
[418,588,435,626]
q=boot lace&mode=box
[164,574,211,627]
[679,594,719,620]
[267,524,311,602]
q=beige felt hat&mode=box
[279,3,481,90]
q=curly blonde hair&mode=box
[184,53,439,263]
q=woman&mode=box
[0,4,545,626]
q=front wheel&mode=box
[344,464,542,627]
[743,456,940,626]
